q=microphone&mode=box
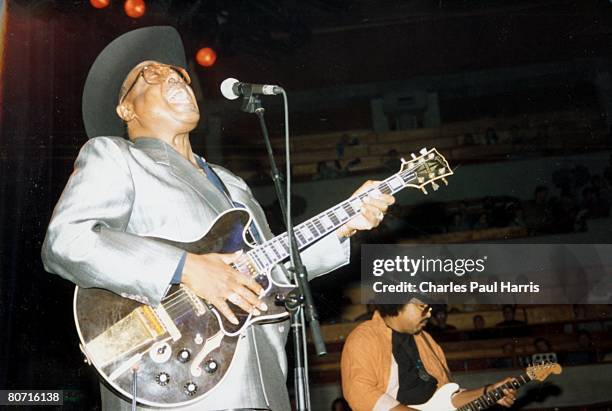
[220,77,283,100]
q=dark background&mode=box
[1,0,612,408]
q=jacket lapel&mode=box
[132,137,231,214]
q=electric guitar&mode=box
[73,148,453,408]
[410,362,562,411]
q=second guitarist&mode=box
[341,300,517,411]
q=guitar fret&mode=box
[313,218,325,233]
[250,251,265,270]
[258,249,273,265]
[301,225,315,241]
[320,214,334,229]
[295,229,306,245]
[267,243,281,260]
[327,211,340,225]
[387,175,404,190]
[349,198,361,211]
[380,183,392,194]
[335,207,349,220]
[271,239,285,257]
[342,202,356,216]
[306,221,319,236]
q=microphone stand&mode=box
[241,93,326,411]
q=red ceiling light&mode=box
[196,47,217,68]
[90,0,110,9]
[124,0,146,18]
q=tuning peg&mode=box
[411,153,418,160]
[400,157,408,164]
[431,182,439,191]
[441,178,448,185]
[421,187,428,195]
[419,148,428,155]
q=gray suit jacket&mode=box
[41,136,350,410]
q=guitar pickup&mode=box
[180,285,208,317]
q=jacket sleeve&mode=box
[300,233,350,280]
[341,329,400,411]
[41,137,183,306]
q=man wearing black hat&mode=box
[41,27,394,410]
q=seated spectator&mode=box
[506,203,526,228]
[497,305,526,327]
[425,306,457,340]
[467,314,495,340]
[331,397,351,411]
[313,161,342,180]
[472,213,490,230]
[496,305,530,337]
[534,337,552,353]
[564,331,597,365]
[448,212,470,232]
[485,127,499,145]
[532,338,557,364]
[523,186,552,234]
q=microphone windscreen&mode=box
[220,77,240,100]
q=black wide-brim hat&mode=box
[82,26,187,139]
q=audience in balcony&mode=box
[468,314,496,340]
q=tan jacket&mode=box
[341,312,451,411]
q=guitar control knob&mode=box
[184,382,198,396]
[204,358,218,374]
[155,372,170,386]
[177,349,191,363]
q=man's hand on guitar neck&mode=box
[182,251,268,325]
[452,377,517,409]
[336,180,396,239]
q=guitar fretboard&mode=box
[246,167,417,272]
[457,373,531,411]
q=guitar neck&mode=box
[457,373,532,411]
[246,168,417,272]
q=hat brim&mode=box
[82,26,187,139]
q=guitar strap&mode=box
[197,156,263,243]
[421,332,453,383]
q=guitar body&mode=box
[74,208,295,408]
[410,383,459,411]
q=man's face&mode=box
[392,302,431,334]
[118,60,200,134]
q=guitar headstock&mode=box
[400,148,453,194]
[526,362,563,381]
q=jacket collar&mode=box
[131,137,232,213]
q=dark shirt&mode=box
[392,331,438,405]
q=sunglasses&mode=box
[119,63,191,105]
